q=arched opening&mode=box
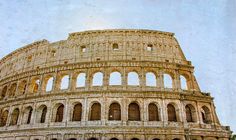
[180,75,188,90]
[29,78,40,93]
[72,103,82,121]
[201,106,212,124]
[110,138,119,140]
[39,105,47,123]
[173,139,180,140]
[148,103,159,121]
[55,104,64,122]
[127,72,139,86]
[9,83,17,97]
[167,104,177,122]
[0,110,8,126]
[22,106,33,124]
[68,138,77,140]
[1,86,7,98]
[128,102,140,121]
[89,103,101,121]
[164,73,172,88]
[109,72,122,85]
[46,77,54,92]
[146,72,156,87]
[185,104,196,122]
[108,103,121,120]
[10,108,19,125]
[92,72,103,86]
[131,138,139,140]
[18,80,27,94]
[112,43,119,50]
[153,139,160,140]
[60,75,70,90]
[76,73,86,87]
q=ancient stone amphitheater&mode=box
[0,29,232,140]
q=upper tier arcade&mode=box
[0,29,190,81]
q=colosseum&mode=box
[0,29,232,140]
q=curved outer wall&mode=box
[0,29,232,140]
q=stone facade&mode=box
[0,29,232,140]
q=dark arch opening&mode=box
[0,110,8,126]
[167,104,177,122]
[89,103,101,121]
[40,106,47,123]
[201,106,212,124]
[128,102,140,121]
[72,103,82,121]
[68,138,77,140]
[109,103,121,120]
[26,106,33,124]
[55,104,64,122]
[148,103,159,121]
[10,108,19,125]
[185,104,195,122]
[1,86,7,98]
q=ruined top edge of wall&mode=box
[0,39,50,63]
[68,29,174,40]
[0,29,175,64]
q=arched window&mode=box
[173,139,180,140]
[89,103,101,121]
[31,79,40,93]
[76,73,86,87]
[60,75,70,90]
[22,106,33,124]
[131,138,139,140]
[164,74,172,88]
[9,83,17,97]
[185,104,196,122]
[127,72,139,86]
[0,110,8,126]
[10,108,20,125]
[55,104,64,122]
[112,43,119,50]
[148,103,159,121]
[201,106,212,124]
[72,103,82,121]
[18,80,27,94]
[1,86,7,98]
[146,72,156,87]
[109,72,122,85]
[110,138,119,140]
[92,72,103,86]
[68,138,77,140]
[46,77,54,92]
[167,104,177,122]
[152,139,160,140]
[180,75,188,90]
[108,103,121,120]
[128,102,140,121]
[40,106,47,123]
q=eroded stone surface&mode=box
[0,29,232,140]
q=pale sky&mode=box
[0,0,235,133]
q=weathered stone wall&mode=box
[0,29,231,140]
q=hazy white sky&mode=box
[0,0,235,133]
